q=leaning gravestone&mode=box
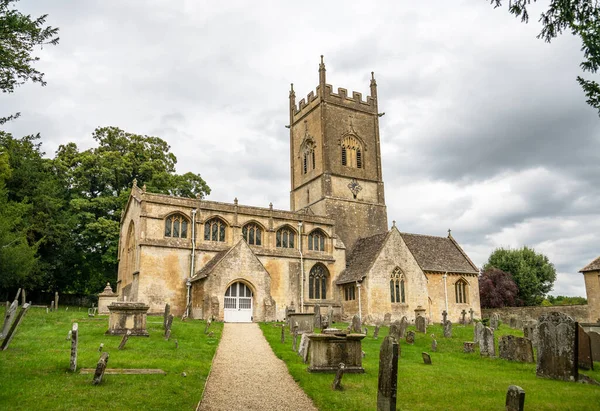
[490,313,500,330]
[443,321,452,338]
[399,316,408,338]
[474,322,484,344]
[314,304,322,329]
[578,325,594,371]
[377,336,398,411]
[505,385,525,411]
[422,352,432,365]
[415,315,426,333]
[331,362,345,391]
[480,326,495,357]
[383,312,391,326]
[298,333,310,363]
[498,335,534,363]
[1,303,31,351]
[389,320,401,341]
[1,299,18,339]
[406,331,415,344]
[92,352,109,385]
[536,312,578,381]
[70,323,79,372]
[589,331,600,362]
[118,330,132,350]
[351,314,361,333]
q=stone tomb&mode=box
[106,302,149,336]
[498,335,534,363]
[307,332,365,373]
[97,283,118,314]
[536,312,578,382]
[287,313,314,334]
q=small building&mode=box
[580,256,600,322]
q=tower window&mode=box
[204,218,226,242]
[276,226,295,248]
[165,214,188,238]
[302,142,315,175]
[390,267,406,303]
[309,264,328,299]
[242,223,262,246]
[341,135,363,169]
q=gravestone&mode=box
[165,314,174,338]
[415,315,426,333]
[363,327,369,336]
[589,331,600,362]
[1,303,31,350]
[118,330,132,350]
[204,318,212,334]
[327,306,334,323]
[298,333,310,363]
[469,308,474,324]
[389,320,401,341]
[66,330,72,341]
[163,304,170,330]
[70,323,78,372]
[442,310,447,325]
[490,313,499,330]
[50,301,55,312]
[578,325,594,370]
[1,299,19,339]
[377,336,398,411]
[474,322,484,344]
[480,327,495,357]
[98,343,104,352]
[406,331,415,344]
[443,321,452,338]
[331,363,345,390]
[280,325,285,344]
[509,317,517,329]
[523,320,538,346]
[536,312,578,382]
[399,316,408,338]
[431,338,437,352]
[498,335,534,363]
[321,315,330,331]
[383,313,391,326]
[463,342,475,353]
[175,340,179,349]
[373,325,380,339]
[422,352,432,365]
[292,329,298,352]
[54,291,59,311]
[460,310,467,325]
[92,352,109,385]
[351,314,362,333]
[314,304,322,329]
[505,385,525,411]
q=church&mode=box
[116,57,481,324]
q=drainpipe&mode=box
[298,221,304,313]
[357,281,362,320]
[186,208,197,317]
[443,271,448,315]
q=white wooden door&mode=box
[224,282,253,322]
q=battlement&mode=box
[292,83,377,120]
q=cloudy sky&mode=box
[3,1,599,297]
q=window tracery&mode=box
[242,223,262,246]
[390,267,406,303]
[309,264,328,299]
[341,135,363,169]
[204,218,226,242]
[308,230,325,252]
[276,226,295,249]
[455,279,468,304]
[164,214,188,238]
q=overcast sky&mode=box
[3,1,599,297]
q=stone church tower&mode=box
[289,56,388,251]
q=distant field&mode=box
[261,321,600,411]
[0,307,222,410]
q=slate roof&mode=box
[336,232,388,285]
[579,255,600,273]
[400,233,479,274]
[190,248,231,282]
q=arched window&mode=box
[390,267,406,303]
[276,226,295,249]
[309,264,328,299]
[302,142,316,175]
[308,229,325,252]
[204,218,226,242]
[242,223,262,246]
[165,214,188,238]
[341,135,363,169]
[455,279,468,303]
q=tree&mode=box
[479,267,519,308]
[484,246,557,306]
[491,1,600,116]
[0,0,60,124]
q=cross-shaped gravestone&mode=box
[469,308,475,323]
[442,310,447,325]
[460,310,467,325]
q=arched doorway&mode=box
[224,281,253,322]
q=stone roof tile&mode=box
[336,232,388,285]
[580,255,600,272]
[399,233,478,274]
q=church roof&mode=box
[400,232,479,274]
[336,232,389,285]
[190,248,231,281]
[579,255,600,273]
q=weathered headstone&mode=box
[70,323,78,372]
[298,333,310,363]
[389,320,401,341]
[66,330,72,341]
[208,331,214,338]
[589,331,600,362]
[498,335,534,363]
[509,317,517,329]
[523,320,538,347]
[331,362,345,391]
[21,290,26,306]
[165,314,174,338]
[463,341,475,353]
[406,331,415,344]
[422,352,432,364]
[204,318,212,334]
[480,326,495,357]
[1,299,19,339]
[292,329,298,352]
[383,312,391,326]
[490,313,499,330]
[118,330,132,350]
[377,336,398,411]
[536,312,578,381]
[50,301,55,312]
[54,291,59,311]
[460,310,467,325]
[399,316,408,338]
[505,385,525,411]
[314,304,322,329]
[88,307,96,317]
[92,352,109,385]
[1,303,31,350]
[415,315,426,333]
[363,326,369,336]
[431,337,437,352]
[442,310,447,325]
[474,321,484,344]
[351,314,361,333]
[175,339,179,349]
[327,306,334,323]
[98,343,104,352]
[469,308,474,324]
[163,304,170,330]
[280,325,285,344]
[443,321,452,338]
[578,325,594,370]
[373,325,380,339]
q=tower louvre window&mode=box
[356,149,362,169]
[341,147,347,166]
[341,135,363,168]
[302,141,315,175]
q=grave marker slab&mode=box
[578,325,593,370]
[0,299,18,339]
[314,304,322,329]
[165,314,174,338]
[351,314,361,333]
[536,312,578,381]
[331,363,345,390]
[377,336,398,411]
[70,323,78,372]
[490,313,499,330]
[373,325,380,339]
[163,304,170,330]
[399,316,408,338]
[422,352,432,365]
[406,331,415,344]
[118,330,132,350]
[469,308,474,324]
[480,326,495,357]
[443,321,452,338]
[460,310,467,325]
[389,320,401,342]
[1,303,30,350]
[92,352,109,385]
[415,315,426,333]
[280,325,285,344]
[463,342,474,353]
[327,306,334,324]
[298,333,310,363]
[431,338,437,352]
[589,331,600,362]
[474,322,484,344]
[498,335,534,363]
[505,385,525,411]
[383,313,391,326]
[442,310,447,326]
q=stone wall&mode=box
[427,272,481,324]
[481,305,590,323]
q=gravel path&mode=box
[197,323,318,411]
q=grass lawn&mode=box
[0,306,222,410]
[260,322,600,411]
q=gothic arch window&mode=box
[302,141,316,175]
[276,226,296,249]
[309,264,328,299]
[455,278,468,304]
[341,135,363,169]
[242,222,263,246]
[164,214,189,238]
[308,229,326,252]
[204,217,226,242]
[390,267,406,303]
